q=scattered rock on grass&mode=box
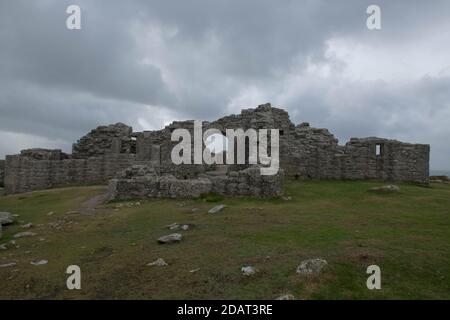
[241,266,258,276]
[276,294,295,300]
[167,223,193,231]
[147,258,168,267]
[13,231,37,239]
[208,205,226,214]
[30,260,48,266]
[0,212,14,225]
[369,185,400,193]
[282,196,292,201]
[296,258,328,276]
[21,223,33,229]
[0,262,17,268]
[157,233,182,244]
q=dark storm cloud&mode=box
[0,0,449,168]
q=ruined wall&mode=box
[4,151,137,194]
[283,125,429,183]
[0,159,5,188]
[3,103,430,194]
[338,138,430,182]
[134,121,208,179]
[107,165,284,200]
[72,123,135,159]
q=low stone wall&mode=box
[207,167,284,197]
[4,153,137,194]
[107,165,284,200]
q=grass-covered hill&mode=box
[0,180,449,299]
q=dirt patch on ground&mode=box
[77,193,109,214]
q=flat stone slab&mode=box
[157,233,182,244]
[208,205,226,214]
[13,231,37,239]
[31,260,48,266]
[369,185,400,193]
[0,262,17,268]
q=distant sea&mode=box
[430,170,450,178]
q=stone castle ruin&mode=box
[2,104,430,198]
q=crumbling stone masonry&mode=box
[2,103,430,195]
[107,165,284,200]
[0,160,5,188]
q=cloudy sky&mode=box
[0,0,449,169]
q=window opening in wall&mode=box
[376,144,382,156]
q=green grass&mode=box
[0,180,449,300]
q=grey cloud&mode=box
[0,0,449,169]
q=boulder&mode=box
[241,266,258,276]
[147,258,168,267]
[296,258,328,276]
[0,212,14,225]
[157,233,182,244]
